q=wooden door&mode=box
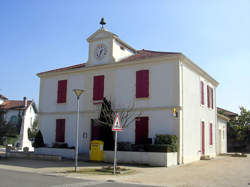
[135,117,149,144]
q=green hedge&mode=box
[117,134,177,153]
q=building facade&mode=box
[38,27,219,164]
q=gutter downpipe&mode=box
[181,60,184,164]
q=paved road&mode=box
[0,168,160,187]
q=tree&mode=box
[33,130,45,148]
[95,97,141,128]
[228,107,250,152]
[28,119,38,141]
[94,97,141,150]
[0,106,19,145]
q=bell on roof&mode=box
[100,18,106,29]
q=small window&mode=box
[10,116,18,125]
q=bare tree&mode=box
[94,97,141,128]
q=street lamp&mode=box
[73,89,84,172]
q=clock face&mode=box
[95,44,108,60]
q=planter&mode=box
[35,148,75,159]
[104,151,177,167]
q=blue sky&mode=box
[0,0,249,113]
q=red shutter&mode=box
[135,116,149,144]
[201,121,205,155]
[209,123,213,145]
[207,85,210,108]
[56,119,65,142]
[136,70,149,98]
[201,81,204,105]
[211,88,214,109]
[57,80,67,103]
[93,75,104,101]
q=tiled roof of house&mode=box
[0,94,7,100]
[37,63,86,76]
[37,50,180,76]
[1,100,32,110]
[217,107,238,119]
[118,49,181,63]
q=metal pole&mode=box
[75,96,80,172]
[113,131,118,174]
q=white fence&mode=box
[104,151,177,167]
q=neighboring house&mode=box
[0,96,37,150]
[217,107,238,120]
[216,109,231,154]
[37,24,220,164]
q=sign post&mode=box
[112,113,122,175]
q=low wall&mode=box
[35,148,75,159]
[5,152,61,161]
[104,151,177,167]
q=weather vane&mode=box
[100,18,106,29]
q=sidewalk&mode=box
[0,155,249,187]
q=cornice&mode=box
[39,105,182,115]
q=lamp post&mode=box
[73,89,84,172]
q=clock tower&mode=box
[86,18,136,66]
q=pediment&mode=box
[87,29,118,42]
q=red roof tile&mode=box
[1,100,32,110]
[118,49,181,63]
[217,107,238,119]
[0,94,7,100]
[37,63,86,76]
[37,50,180,76]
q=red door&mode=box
[201,121,205,155]
[135,117,149,144]
[91,119,101,140]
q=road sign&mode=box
[112,113,123,131]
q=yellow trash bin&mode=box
[90,140,104,161]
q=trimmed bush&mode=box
[52,142,68,149]
[155,134,177,145]
[33,130,45,148]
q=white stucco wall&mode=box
[0,98,4,105]
[112,39,134,62]
[39,59,180,153]
[217,117,227,154]
[180,62,217,164]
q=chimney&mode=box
[23,97,27,107]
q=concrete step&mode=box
[200,155,211,160]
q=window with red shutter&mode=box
[93,75,104,101]
[200,81,204,105]
[56,119,65,142]
[135,116,149,144]
[211,88,214,109]
[207,85,210,108]
[57,80,67,103]
[136,70,149,98]
[209,123,213,145]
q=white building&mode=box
[0,96,37,150]
[37,25,222,164]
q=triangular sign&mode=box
[112,113,123,131]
